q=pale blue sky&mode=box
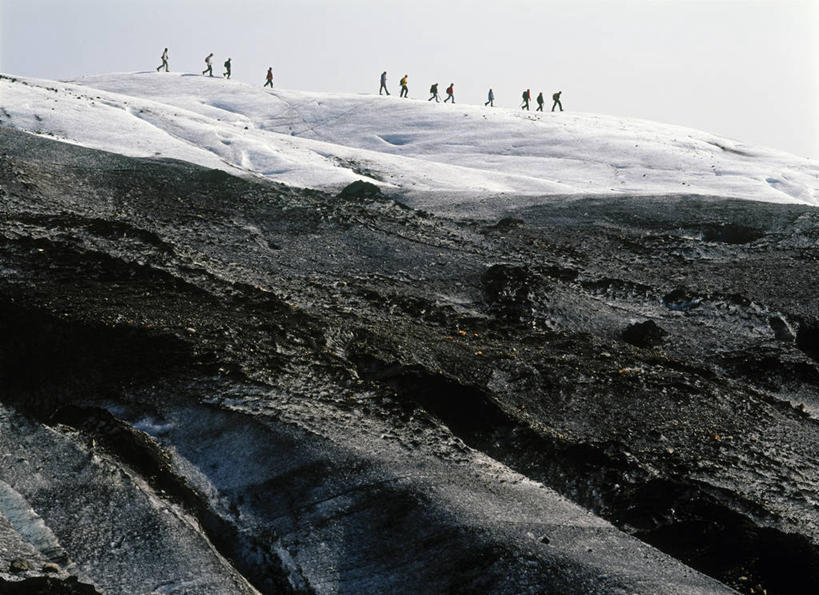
[2,0,817,159]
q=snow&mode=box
[2,71,818,210]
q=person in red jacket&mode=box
[444,83,455,103]
[264,67,273,88]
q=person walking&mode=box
[444,83,455,103]
[400,74,408,98]
[521,89,531,110]
[536,91,544,111]
[202,53,214,77]
[552,91,563,112]
[223,58,232,79]
[428,83,439,102]
[264,67,273,88]
[380,71,390,95]
[485,88,494,107]
[156,48,169,72]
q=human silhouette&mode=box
[156,48,169,72]
[485,88,494,107]
[380,71,389,95]
[400,75,408,98]
[428,83,439,102]
[521,89,530,110]
[223,58,231,79]
[444,83,455,103]
[552,91,563,111]
[264,67,273,88]
[536,92,544,111]
[202,53,213,77]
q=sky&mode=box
[1,0,818,160]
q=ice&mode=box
[2,71,817,209]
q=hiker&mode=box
[400,74,408,98]
[156,48,169,72]
[485,88,494,107]
[444,83,455,103]
[223,58,231,79]
[521,89,530,110]
[552,91,563,112]
[202,53,213,77]
[536,91,544,111]
[380,71,389,95]
[428,83,439,102]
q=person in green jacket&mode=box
[223,58,231,79]
[552,91,563,112]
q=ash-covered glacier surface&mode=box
[1,125,818,594]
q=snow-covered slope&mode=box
[2,71,818,208]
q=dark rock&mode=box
[662,288,700,311]
[700,223,763,245]
[486,217,524,232]
[337,180,382,199]
[0,576,100,594]
[769,316,796,342]
[9,558,32,572]
[622,320,667,348]
[483,264,537,323]
[796,323,819,362]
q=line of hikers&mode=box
[380,72,564,111]
[155,53,565,111]
[156,49,274,87]
[521,89,563,112]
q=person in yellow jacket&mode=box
[400,75,408,98]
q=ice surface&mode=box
[2,71,817,208]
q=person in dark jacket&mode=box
[264,67,273,88]
[400,75,408,98]
[444,83,455,103]
[156,48,169,72]
[552,91,563,112]
[380,71,390,95]
[223,58,232,79]
[536,91,544,111]
[521,89,530,110]
[428,83,439,102]
[485,88,494,107]
[202,53,214,76]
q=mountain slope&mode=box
[2,71,817,211]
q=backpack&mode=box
[430,84,436,93]
[522,91,527,100]
[447,85,453,94]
